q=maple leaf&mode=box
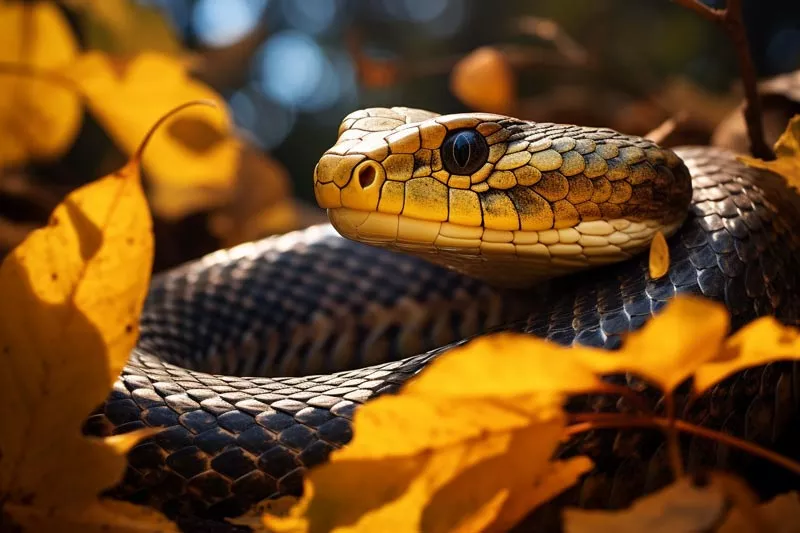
[739,114,800,189]
[62,51,239,220]
[256,334,601,533]
[0,1,81,167]
[0,104,210,533]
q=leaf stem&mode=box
[130,100,218,164]
[590,383,653,414]
[664,394,685,477]
[567,413,800,477]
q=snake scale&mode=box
[84,108,800,531]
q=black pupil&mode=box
[441,129,488,176]
[452,132,472,168]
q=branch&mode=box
[672,0,774,159]
[672,0,725,23]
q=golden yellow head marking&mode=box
[314,107,692,287]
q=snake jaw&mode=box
[315,107,693,287]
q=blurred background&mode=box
[2,0,799,272]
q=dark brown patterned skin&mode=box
[85,146,800,529]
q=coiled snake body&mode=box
[86,108,800,527]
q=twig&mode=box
[672,0,773,159]
[644,111,689,144]
[517,16,589,66]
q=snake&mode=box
[85,107,800,530]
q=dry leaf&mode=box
[648,231,669,279]
[0,105,185,531]
[719,492,800,533]
[739,114,800,189]
[451,47,516,115]
[263,333,602,533]
[63,51,239,219]
[563,477,726,532]
[0,1,81,166]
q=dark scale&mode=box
[84,147,800,528]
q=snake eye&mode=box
[441,129,489,176]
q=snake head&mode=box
[314,107,692,287]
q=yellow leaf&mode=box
[694,316,800,393]
[739,114,800,189]
[0,151,153,507]
[208,143,300,247]
[61,0,182,55]
[5,499,180,533]
[264,334,602,533]
[63,51,238,219]
[563,477,726,532]
[648,231,669,279]
[474,457,593,533]
[228,495,300,530]
[450,47,516,115]
[0,105,198,531]
[576,296,730,393]
[0,1,81,166]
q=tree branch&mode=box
[672,0,774,159]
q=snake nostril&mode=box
[358,165,376,188]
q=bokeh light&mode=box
[257,31,350,112]
[230,85,297,149]
[192,0,269,47]
[379,0,467,36]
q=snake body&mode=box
[85,110,800,528]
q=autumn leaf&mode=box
[7,499,180,533]
[648,231,669,280]
[207,143,301,247]
[565,477,800,533]
[739,114,800,189]
[575,296,730,393]
[719,492,800,533]
[0,1,81,167]
[62,51,239,219]
[60,0,182,55]
[563,477,726,532]
[261,334,600,533]
[0,104,205,532]
[693,316,800,393]
[450,47,516,115]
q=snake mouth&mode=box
[327,207,682,287]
